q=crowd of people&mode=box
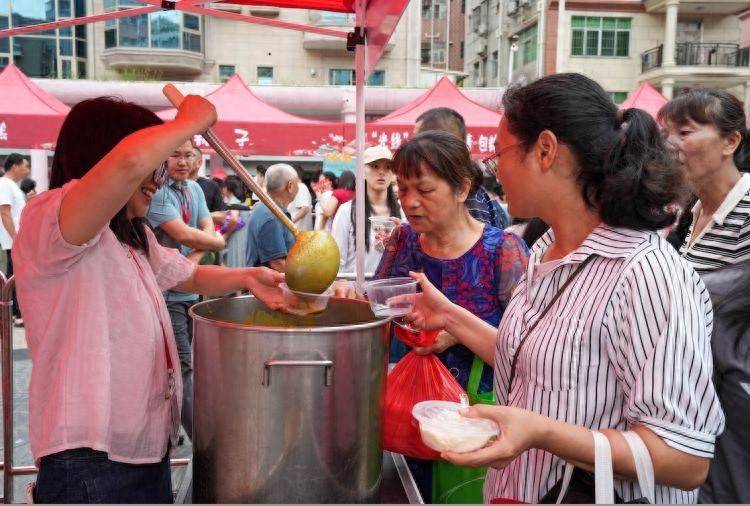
[2,72,748,504]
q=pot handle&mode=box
[262,360,334,387]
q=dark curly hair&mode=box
[502,73,684,231]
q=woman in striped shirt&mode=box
[402,73,725,503]
[660,89,750,273]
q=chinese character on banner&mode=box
[378,133,388,147]
[466,133,474,151]
[488,135,497,152]
[193,134,209,148]
[402,131,410,139]
[234,129,250,148]
[478,135,489,153]
[371,131,379,139]
[390,132,402,150]
[0,122,7,141]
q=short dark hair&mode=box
[391,130,481,195]
[256,164,267,176]
[321,171,337,186]
[50,97,164,254]
[336,171,356,191]
[502,73,683,231]
[19,178,36,195]
[224,175,247,202]
[4,153,25,172]
[658,88,750,173]
[415,107,467,140]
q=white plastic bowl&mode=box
[362,277,417,317]
[412,400,499,453]
[280,283,334,316]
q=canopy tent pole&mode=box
[354,1,367,292]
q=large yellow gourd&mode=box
[285,230,340,294]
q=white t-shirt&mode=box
[0,177,26,250]
[288,182,313,231]
[315,190,334,232]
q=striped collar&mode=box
[691,173,750,227]
[532,223,649,264]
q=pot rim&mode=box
[189,295,391,333]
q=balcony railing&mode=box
[642,42,750,72]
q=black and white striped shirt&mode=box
[485,225,725,504]
[681,173,750,273]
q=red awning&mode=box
[364,76,502,156]
[158,74,345,157]
[619,83,669,121]
[0,64,70,149]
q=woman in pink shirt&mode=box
[13,96,284,503]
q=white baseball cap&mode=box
[363,145,394,165]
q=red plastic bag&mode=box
[393,325,440,348]
[383,350,466,460]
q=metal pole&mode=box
[354,1,367,293]
[2,276,13,503]
[555,0,566,72]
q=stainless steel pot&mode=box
[189,296,390,503]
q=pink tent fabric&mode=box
[158,74,344,156]
[619,83,669,120]
[364,76,502,156]
[0,64,70,149]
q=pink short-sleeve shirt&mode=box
[12,180,196,465]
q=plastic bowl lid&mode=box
[412,400,499,437]
[281,283,333,298]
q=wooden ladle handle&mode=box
[163,83,299,237]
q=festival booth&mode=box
[364,76,503,157]
[0,64,70,190]
[619,82,669,121]
[0,0,421,504]
[157,73,345,158]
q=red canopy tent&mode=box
[619,82,669,120]
[0,0,411,290]
[365,76,502,156]
[0,64,70,150]
[157,74,344,157]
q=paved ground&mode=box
[0,327,193,502]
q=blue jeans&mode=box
[34,448,172,504]
[167,299,195,440]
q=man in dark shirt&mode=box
[189,146,226,213]
[414,107,507,229]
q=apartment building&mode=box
[0,0,424,88]
[420,0,466,80]
[465,0,750,104]
[464,0,504,86]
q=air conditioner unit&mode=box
[478,43,488,56]
[519,0,530,7]
[478,23,488,36]
[507,0,519,15]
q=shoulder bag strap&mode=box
[507,255,596,389]
[621,431,656,503]
[554,431,614,505]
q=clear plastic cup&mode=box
[412,400,500,453]
[363,277,417,317]
[370,216,397,253]
[280,283,334,316]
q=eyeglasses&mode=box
[153,162,168,187]
[480,142,523,174]
[169,153,197,162]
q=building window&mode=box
[460,41,464,60]
[471,6,482,32]
[368,70,385,86]
[328,69,386,86]
[219,64,235,82]
[432,41,446,64]
[609,91,628,104]
[103,1,203,53]
[257,66,273,84]
[489,50,498,81]
[421,42,431,65]
[1,0,86,79]
[514,23,537,66]
[571,16,630,57]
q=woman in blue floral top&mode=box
[375,131,529,394]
